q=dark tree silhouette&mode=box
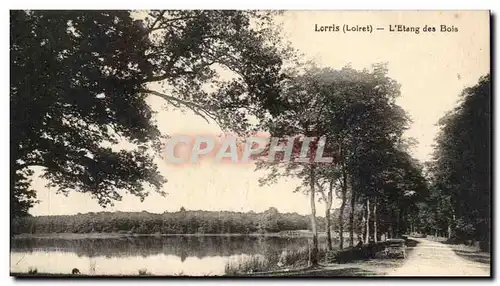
[12,210,313,235]
[427,74,491,250]
[10,10,293,217]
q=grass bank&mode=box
[228,239,419,276]
[224,245,330,275]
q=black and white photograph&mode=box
[9,9,491,277]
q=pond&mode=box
[10,235,336,276]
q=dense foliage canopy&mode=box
[10,10,292,216]
[422,75,490,250]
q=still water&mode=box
[11,236,328,276]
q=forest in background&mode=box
[12,208,328,235]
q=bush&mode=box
[225,245,330,275]
[333,242,387,263]
[28,267,38,275]
[334,248,366,263]
[225,255,269,275]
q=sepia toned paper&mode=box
[10,10,491,277]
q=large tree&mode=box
[10,10,292,217]
[314,64,414,244]
[256,64,412,261]
[430,74,490,250]
[256,66,342,265]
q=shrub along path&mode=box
[244,237,490,277]
[243,240,416,277]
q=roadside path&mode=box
[387,237,490,276]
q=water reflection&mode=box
[11,236,334,275]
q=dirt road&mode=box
[242,237,490,277]
[387,237,490,277]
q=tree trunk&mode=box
[338,210,346,249]
[448,212,456,240]
[349,185,356,247]
[373,197,378,243]
[338,170,348,250]
[326,179,334,250]
[362,209,367,243]
[396,210,400,237]
[365,198,370,243]
[309,166,319,266]
[325,207,332,250]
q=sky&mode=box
[29,11,490,216]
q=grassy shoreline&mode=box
[10,261,397,277]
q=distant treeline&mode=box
[12,208,327,235]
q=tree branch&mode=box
[147,15,202,33]
[317,181,328,202]
[141,89,217,124]
[147,10,166,33]
[14,160,46,172]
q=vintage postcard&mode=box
[10,10,491,277]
